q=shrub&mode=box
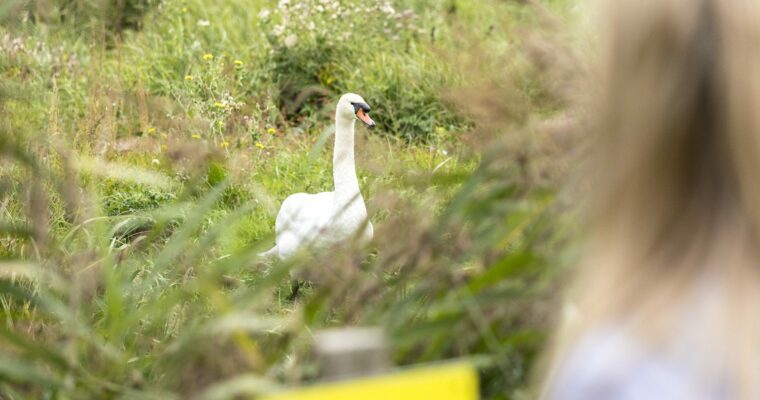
[26,0,159,34]
[260,0,464,142]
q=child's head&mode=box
[543,0,760,398]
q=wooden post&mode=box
[314,327,390,380]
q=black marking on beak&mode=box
[351,102,371,114]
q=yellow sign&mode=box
[262,362,478,400]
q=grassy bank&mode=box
[0,0,583,398]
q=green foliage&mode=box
[101,181,177,216]
[263,0,462,141]
[25,0,159,34]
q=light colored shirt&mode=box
[547,280,731,399]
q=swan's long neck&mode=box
[333,115,361,207]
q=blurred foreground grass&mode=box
[0,0,585,398]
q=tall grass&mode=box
[0,0,584,398]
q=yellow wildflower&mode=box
[147,127,156,134]
[191,134,201,139]
[220,141,229,149]
[184,75,193,81]
[234,60,243,67]
[203,53,213,61]
[255,142,265,149]
[267,127,276,135]
[435,126,446,135]
[214,102,224,108]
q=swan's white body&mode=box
[261,93,374,260]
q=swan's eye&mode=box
[351,102,371,114]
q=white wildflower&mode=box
[197,19,210,26]
[258,8,271,20]
[284,34,298,48]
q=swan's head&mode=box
[337,93,375,129]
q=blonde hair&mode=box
[542,0,760,398]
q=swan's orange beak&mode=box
[356,108,376,129]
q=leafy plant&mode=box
[0,0,582,398]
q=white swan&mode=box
[260,93,375,260]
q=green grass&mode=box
[0,0,583,398]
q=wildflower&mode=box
[191,134,201,139]
[203,53,213,61]
[435,126,446,135]
[267,127,276,135]
[214,102,224,109]
[234,59,243,67]
[197,19,210,27]
[220,141,229,149]
[184,75,194,81]
[381,2,395,14]
[151,158,160,165]
[255,142,265,149]
[181,7,188,13]
[147,127,156,134]
[258,8,271,20]
[284,34,297,48]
